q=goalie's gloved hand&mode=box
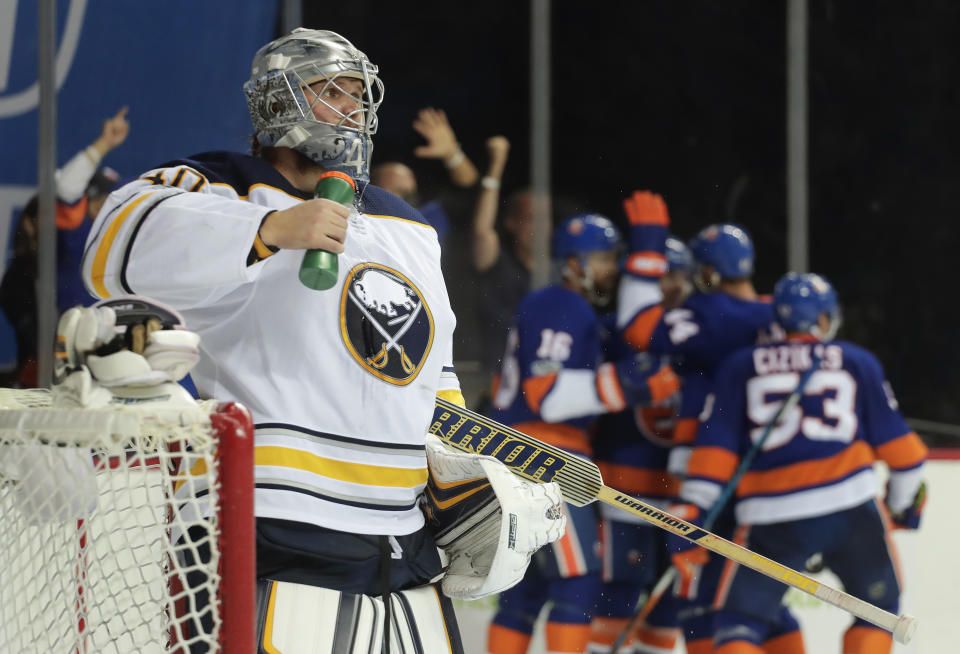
[422,434,566,600]
[597,354,680,411]
[56,295,200,388]
[666,502,709,600]
[888,481,927,530]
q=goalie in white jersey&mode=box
[80,28,565,653]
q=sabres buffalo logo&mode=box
[340,263,434,385]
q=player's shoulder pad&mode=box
[832,340,884,375]
[141,151,312,200]
[671,292,710,323]
[713,292,776,324]
[725,342,763,374]
[518,285,595,326]
[357,183,433,229]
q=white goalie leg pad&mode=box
[258,580,458,654]
[424,434,566,600]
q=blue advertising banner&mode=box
[0,0,278,370]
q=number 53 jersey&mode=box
[680,339,927,525]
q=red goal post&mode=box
[0,388,255,653]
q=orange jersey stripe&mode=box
[874,431,927,470]
[634,624,681,651]
[674,417,699,445]
[545,622,592,653]
[595,362,627,412]
[761,631,805,654]
[556,528,586,577]
[842,625,892,654]
[715,642,765,654]
[738,441,874,497]
[596,462,679,497]
[687,638,721,654]
[522,372,558,413]
[511,420,591,456]
[686,446,739,483]
[487,623,532,654]
[623,304,664,350]
[588,617,627,646]
[56,197,87,230]
[648,365,681,404]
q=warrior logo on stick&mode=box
[340,263,434,385]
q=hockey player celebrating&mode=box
[615,193,804,653]
[586,237,693,654]
[80,28,565,652]
[487,213,679,654]
[671,272,927,654]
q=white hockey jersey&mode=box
[82,151,461,536]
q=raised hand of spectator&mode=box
[412,107,478,187]
[412,107,459,160]
[93,106,130,157]
[485,135,510,179]
[472,135,512,272]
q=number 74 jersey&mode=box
[680,339,927,526]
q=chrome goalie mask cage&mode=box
[244,28,384,182]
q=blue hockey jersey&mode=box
[681,338,927,525]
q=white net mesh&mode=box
[0,388,245,653]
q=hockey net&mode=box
[0,388,254,653]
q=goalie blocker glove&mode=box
[422,434,566,600]
[53,295,200,409]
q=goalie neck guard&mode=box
[244,28,384,183]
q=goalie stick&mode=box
[429,397,918,645]
[611,355,821,652]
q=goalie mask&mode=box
[244,28,384,182]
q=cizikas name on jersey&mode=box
[430,409,567,482]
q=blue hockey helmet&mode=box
[551,213,623,260]
[664,235,693,272]
[773,272,840,339]
[688,224,754,280]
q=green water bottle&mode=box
[299,170,357,290]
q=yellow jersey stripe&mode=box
[262,582,281,654]
[432,585,455,653]
[437,389,466,407]
[255,446,428,488]
[173,457,209,495]
[90,192,157,297]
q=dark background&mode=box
[302,1,959,429]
